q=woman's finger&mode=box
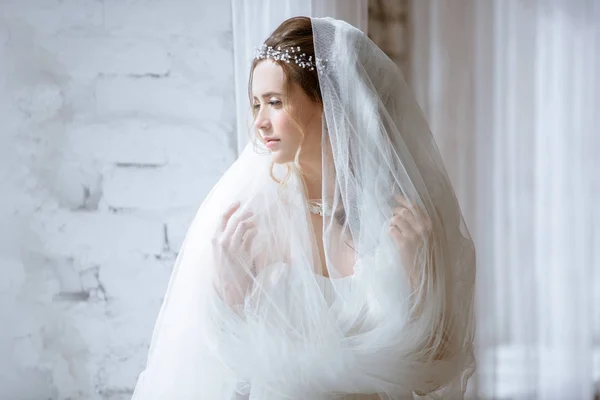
[393,196,432,232]
[241,227,259,252]
[390,215,416,238]
[394,194,419,220]
[393,206,416,221]
[220,208,253,250]
[224,208,253,237]
[394,206,429,234]
[388,225,404,249]
[220,202,241,232]
[230,216,257,248]
[394,193,411,207]
[393,207,420,231]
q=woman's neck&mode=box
[299,154,322,200]
[299,136,337,201]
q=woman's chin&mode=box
[270,152,292,165]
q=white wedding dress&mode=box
[231,263,415,400]
[314,274,414,400]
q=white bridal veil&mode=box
[132,17,476,399]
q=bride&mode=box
[132,16,476,400]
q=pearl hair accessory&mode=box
[254,44,327,72]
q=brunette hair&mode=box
[248,16,322,112]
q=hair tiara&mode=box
[254,44,327,72]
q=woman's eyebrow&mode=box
[253,92,282,100]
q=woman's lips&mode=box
[266,139,280,149]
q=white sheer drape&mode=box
[230,0,368,154]
[410,0,600,398]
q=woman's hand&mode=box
[388,194,432,289]
[213,202,258,261]
[212,202,258,303]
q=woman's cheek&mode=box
[273,112,291,137]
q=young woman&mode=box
[133,16,476,400]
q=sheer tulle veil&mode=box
[132,17,476,400]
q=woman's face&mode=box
[251,60,322,165]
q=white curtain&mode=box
[410,0,600,399]
[230,0,368,154]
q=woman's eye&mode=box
[253,100,280,111]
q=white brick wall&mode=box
[0,1,235,399]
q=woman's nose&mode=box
[254,109,271,132]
